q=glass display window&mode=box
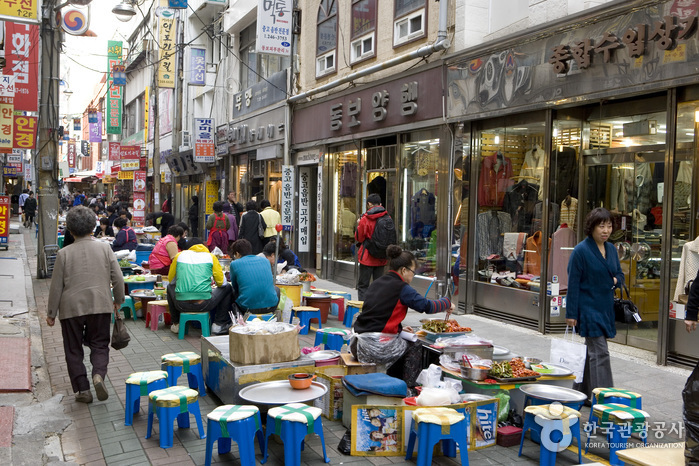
[267,159,282,212]
[473,116,546,291]
[330,144,360,262]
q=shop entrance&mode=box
[583,146,664,351]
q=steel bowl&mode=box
[459,365,489,381]
[522,357,542,369]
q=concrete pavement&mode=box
[0,219,690,465]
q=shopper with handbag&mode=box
[565,207,624,401]
[238,200,266,255]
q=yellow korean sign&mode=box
[205,180,219,215]
[118,171,134,180]
[0,0,38,22]
[0,96,14,154]
[158,15,176,88]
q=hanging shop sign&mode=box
[12,115,36,149]
[80,140,90,157]
[89,112,102,143]
[7,149,21,170]
[165,149,203,176]
[108,141,120,161]
[5,22,39,112]
[23,161,31,182]
[0,196,9,246]
[295,149,320,165]
[0,76,14,154]
[256,0,292,57]
[112,64,126,86]
[298,167,311,252]
[134,170,146,193]
[233,70,286,118]
[228,106,285,152]
[292,67,441,144]
[158,14,176,88]
[205,180,218,215]
[60,5,89,36]
[281,164,294,231]
[189,47,206,86]
[168,0,188,8]
[133,192,146,225]
[144,86,149,144]
[67,141,76,169]
[107,41,123,134]
[316,166,322,255]
[117,170,133,180]
[215,123,228,156]
[120,145,140,170]
[95,161,103,179]
[194,117,215,163]
[0,0,38,23]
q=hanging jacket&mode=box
[478,152,514,207]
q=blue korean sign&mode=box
[189,47,206,86]
[168,0,187,8]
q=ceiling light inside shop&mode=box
[494,135,500,144]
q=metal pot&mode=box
[459,365,489,381]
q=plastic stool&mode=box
[343,300,363,327]
[161,352,206,397]
[146,386,206,449]
[145,300,171,331]
[179,312,211,339]
[290,306,322,335]
[330,295,345,320]
[405,407,469,466]
[587,387,644,450]
[120,296,138,321]
[591,403,650,465]
[519,403,582,465]
[245,313,276,322]
[125,370,168,426]
[523,395,584,444]
[205,405,264,466]
[261,403,329,465]
[313,328,350,351]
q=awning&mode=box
[63,177,83,183]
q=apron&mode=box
[207,214,229,253]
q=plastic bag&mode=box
[683,364,699,462]
[211,246,224,257]
[417,387,459,406]
[416,364,444,387]
[494,390,511,423]
[337,428,351,455]
[434,334,493,347]
[354,332,406,367]
[280,289,294,324]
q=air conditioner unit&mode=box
[181,130,191,149]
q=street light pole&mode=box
[151,39,161,212]
[170,11,185,218]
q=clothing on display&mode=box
[476,210,512,259]
[560,196,578,232]
[531,201,560,237]
[478,151,514,207]
[519,145,545,196]
[523,231,549,276]
[340,162,358,197]
[586,165,608,210]
[502,179,539,232]
[410,189,437,238]
[269,180,282,211]
[503,232,527,261]
[549,225,576,290]
[367,175,387,207]
[551,147,578,204]
[610,163,654,214]
[674,236,699,302]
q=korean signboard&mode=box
[80,140,89,157]
[194,118,215,163]
[7,148,21,171]
[23,160,30,182]
[134,171,146,193]
[205,180,219,215]
[281,164,294,231]
[0,0,38,22]
[216,124,228,156]
[158,13,176,88]
[120,145,140,170]
[298,167,311,252]
[67,141,76,169]
[189,47,206,85]
[316,167,322,254]
[133,192,146,225]
[232,70,287,118]
[117,170,133,180]
[256,0,291,56]
[12,115,36,149]
[107,41,123,135]
[0,196,9,246]
[89,112,102,143]
[108,141,121,161]
[0,75,14,154]
[5,22,39,112]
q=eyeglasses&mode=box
[404,266,416,275]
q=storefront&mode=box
[446,0,699,366]
[292,64,457,296]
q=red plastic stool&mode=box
[146,300,171,331]
[330,295,345,321]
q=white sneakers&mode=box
[170,323,179,334]
[211,323,231,335]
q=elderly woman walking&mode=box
[47,206,125,403]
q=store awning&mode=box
[63,177,83,183]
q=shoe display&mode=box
[211,322,231,335]
[170,323,179,334]
[75,390,93,404]
[93,374,108,401]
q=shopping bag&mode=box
[111,311,131,350]
[550,326,586,383]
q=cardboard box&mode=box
[670,301,686,320]
[342,388,405,428]
[228,323,300,365]
[313,373,344,420]
[340,352,378,375]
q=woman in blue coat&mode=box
[566,207,624,400]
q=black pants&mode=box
[684,360,699,464]
[166,282,233,326]
[357,264,384,301]
[60,313,112,393]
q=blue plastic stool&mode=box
[205,405,264,466]
[146,386,206,449]
[587,388,645,452]
[246,313,276,322]
[590,403,650,465]
[126,281,156,294]
[523,395,584,444]
[179,312,211,339]
[405,407,469,466]
[343,301,363,327]
[161,352,206,397]
[290,306,322,335]
[519,404,582,465]
[124,370,168,426]
[261,403,329,465]
[120,296,138,321]
[313,328,349,351]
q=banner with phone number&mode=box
[0,195,9,245]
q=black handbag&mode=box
[111,310,131,350]
[614,285,642,324]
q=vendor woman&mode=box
[350,244,453,388]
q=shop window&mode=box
[240,22,290,89]
[351,0,376,63]
[317,0,338,78]
[331,145,360,262]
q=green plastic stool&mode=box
[120,296,138,321]
[179,312,211,340]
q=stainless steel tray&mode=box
[529,363,573,377]
[519,384,587,403]
[493,345,510,356]
[238,380,328,404]
[491,375,540,383]
[305,350,341,361]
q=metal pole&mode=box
[274,228,280,282]
[36,2,61,278]
[170,12,185,218]
[151,39,160,212]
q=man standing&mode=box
[23,191,37,228]
[259,199,281,245]
[226,192,244,227]
[73,191,85,207]
[229,239,280,318]
[166,238,234,335]
[18,188,29,220]
[355,193,396,300]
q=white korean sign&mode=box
[7,149,22,164]
[256,0,292,56]
[298,167,311,253]
[194,117,215,163]
[23,161,31,181]
[281,164,294,228]
[316,166,322,254]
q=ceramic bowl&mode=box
[288,373,315,389]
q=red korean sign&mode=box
[134,170,146,193]
[120,145,140,171]
[67,140,76,168]
[0,195,9,245]
[108,141,120,161]
[110,162,120,176]
[132,192,146,225]
[12,115,36,149]
[5,23,39,112]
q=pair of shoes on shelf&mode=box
[75,390,93,404]
[170,323,179,334]
[496,277,521,288]
[211,322,231,335]
[93,374,108,401]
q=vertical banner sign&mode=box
[281,165,294,230]
[108,141,121,161]
[23,161,31,182]
[0,75,14,154]
[189,47,206,85]
[89,112,102,143]
[80,140,89,157]
[132,192,146,225]
[0,1,38,21]
[107,41,123,135]
[67,141,76,171]
[194,118,214,162]
[205,180,219,215]
[95,161,103,178]
[298,167,310,252]
[0,196,9,246]
[316,167,322,254]
[120,145,140,170]
[158,14,176,88]
[5,23,39,112]
[134,170,146,193]
[12,115,37,149]
[144,86,149,144]
[256,0,292,56]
